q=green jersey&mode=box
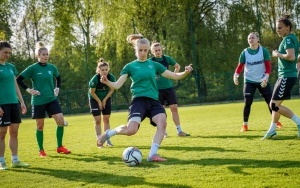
[0,63,18,105]
[121,59,167,100]
[277,33,299,78]
[150,55,176,89]
[88,73,116,100]
[19,62,59,105]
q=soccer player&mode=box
[17,41,71,156]
[97,34,193,162]
[88,58,115,147]
[150,42,190,137]
[261,15,300,139]
[233,32,282,132]
[0,41,29,169]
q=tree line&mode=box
[1,0,300,108]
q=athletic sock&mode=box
[56,126,64,148]
[291,115,300,125]
[11,155,19,163]
[243,122,248,126]
[107,129,117,137]
[148,143,160,158]
[176,125,182,133]
[267,122,277,133]
[36,129,44,151]
[0,157,5,163]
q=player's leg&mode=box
[0,116,8,170]
[147,100,167,162]
[32,104,48,156]
[48,100,70,154]
[102,99,113,146]
[97,97,146,147]
[9,103,29,167]
[166,88,190,136]
[89,99,103,147]
[241,82,255,132]
[258,83,283,128]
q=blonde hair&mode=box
[126,34,144,46]
[35,41,48,57]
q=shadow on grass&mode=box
[12,167,191,188]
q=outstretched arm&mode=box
[161,64,193,80]
[101,74,128,89]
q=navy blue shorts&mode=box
[128,97,166,126]
[0,103,21,126]
[32,99,62,119]
[89,98,112,116]
[158,87,178,106]
[243,82,272,98]
[272,77,297,100]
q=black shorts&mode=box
[0,103,21,126]
[158,87,178,106]
[243,82,272,98]
[89,98,112,116]
[128,97,166,126]
[32,100,62,119]
[272,77,297,100]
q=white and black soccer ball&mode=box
[122,147,142,166]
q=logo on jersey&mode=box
[48,71,52,75]
[287,38,291,44]
[148,65,153,69]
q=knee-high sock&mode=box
[56,126,64,148]
[36,130,44,151]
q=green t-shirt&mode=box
[150,55,177,89]
[88,73,116,100]
[20,62,59,105]
[0,62,18,105]
[121,59,167,100]
[277,33,299,78]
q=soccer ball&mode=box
[122,147,143,166]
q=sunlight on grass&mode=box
[2,98,300,188]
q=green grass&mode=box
[2,98,300,188]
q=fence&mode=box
[21,72,300,117]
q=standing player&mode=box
[97,34,193,162]
[150,42,190,137]
[261,15,300,139]
[89,58,115,147]
[0,41,29,170]
[233,32,282,132]
[17,41,71,156]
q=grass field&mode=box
[2,98,300,188]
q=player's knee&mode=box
[271,103,279,112]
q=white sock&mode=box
[176,125,182,133]
[243,122,248,126]
[291,115,300,125]
[11,155,19,163]
[107,129,117,137]
[148,143,159,158]
[0,157,5,163]
[267,122,277,133]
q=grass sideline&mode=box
[2,98,300,188]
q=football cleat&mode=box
[11,161,30,168]
[39,150,47,157]
[276,122,283,129]
[0,162,7,170]
[177,131,190,137]
[240,125,248,132]
[260,131,277,140]
[106,139,114,147]
[57,146,71,154]
[147,154,167,162]
[97,130,110,147]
